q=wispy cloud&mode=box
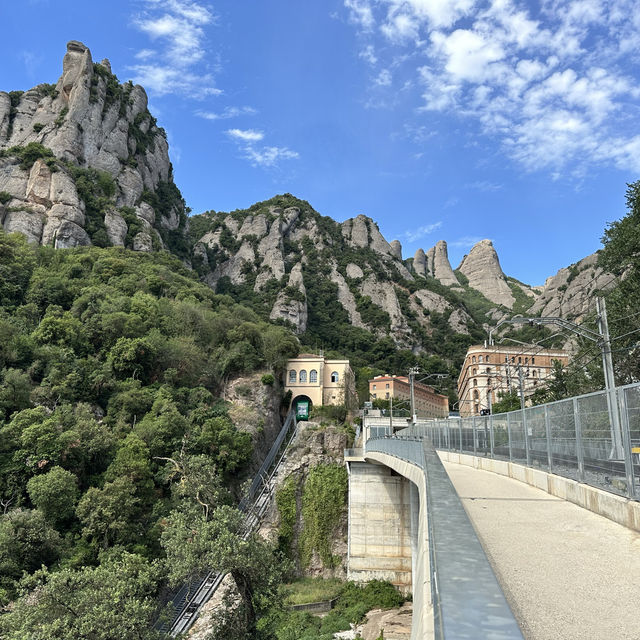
[344,0,640,174]
[196,106,258,120]
[449,235,487,249]
[129,0,220,97]
[467,180,503,192]
[225,129,299,168]
[403,221,442,242]
[226,128,264,142]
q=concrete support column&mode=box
[409,481,420,594]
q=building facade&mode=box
[369,375,449,419]
[285,354,357,412]
[457,344,570,417]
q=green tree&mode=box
[0,509,61,584]
[0,551,166,640]
[0,368,31,419]
[26,466,79,526]
[599,180,640,383]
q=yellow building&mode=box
[285,354,357,415]
[457,344,570,417]
[369,375,449,419]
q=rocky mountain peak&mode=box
[457,239,515,307]
[0,40,186,252]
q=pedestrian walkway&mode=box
[443,462,640,640]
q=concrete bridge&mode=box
[345,383,640,639]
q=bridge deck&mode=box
[443,461,640,640]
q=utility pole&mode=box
[517,364,531,465]
[488,297,624,459]
[409,367,419,425]
[597,297,624,459]
[389,394,393,434]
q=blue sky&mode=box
[1,0,639,285]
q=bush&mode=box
[261,373,275,386]
[0,191,11,205]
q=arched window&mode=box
[299,370,307,383]
[473,379,478,387]
[309,370,318,383]
[478,355,484,363]
[288,370,297,384]
[473,390,479,399]
[532,370,537,378]
[472,356,476,363]
[331,371,339,383]
[473,368,477,375]
[486,355,490,363]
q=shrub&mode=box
[33,123,45,133]
[261,373,275,386]
[0,191,11,205]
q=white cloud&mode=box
[375,69,392,86]
[197,106,257,120]
[130,0,220,97]
[243,146,300,168]
[359,44,378,65]
[225,129,300,169]
[403,221,443,242]
[226,129,264,142]
[345,0,640,174]
[467,180,503,192]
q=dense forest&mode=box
[0,233,301,639]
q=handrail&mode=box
[365,435,524,640]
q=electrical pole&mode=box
[409,367,419,425]
[389,394,393,434]
[488,297,624,459]
[518,364,531,465]
[597,297,624,459]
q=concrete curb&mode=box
[439,451,640,533]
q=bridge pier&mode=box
[346,460,416,594]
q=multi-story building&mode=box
[457,344,570,417]
[368,375,449,419]
[284,354,357,416]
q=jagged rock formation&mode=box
[390,239,403,261]
[411,241,460,289]
[529,253,614,321]
[0,41,186,251]
[190,196,477,352]
[457,239,516,307]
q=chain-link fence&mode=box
[401,383,640,500]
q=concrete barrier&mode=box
[439,451,640,533]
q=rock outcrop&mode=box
[0,41,185,250]
[390,239,403,261]
[269,263,308,332]
[529,253,614,322]
[431,240,460,288]
[458,239,516,307]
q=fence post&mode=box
[523,408,531,466]
[473,416,477,456]
[544,404,553,473]
[617,389,636,500]
[573,398,585,483]
[507,412,512,462]
[489,416,494,459]
[459,418,463,454]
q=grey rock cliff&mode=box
[529,253,614,321]
[0,41,185,250]
[431,240,460,288]
[458,239,516,307]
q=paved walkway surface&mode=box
[443,462,640,640]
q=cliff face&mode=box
[189,196,477,353]
[457,239,516,308]
[0,41,186,252]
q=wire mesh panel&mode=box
[475,416,491,457]
[575,392,625,495]
[491,414,509,461]
[508,411,527,465]
[623,385,640,496]
[525,405,548,470]
[546,398,578,481]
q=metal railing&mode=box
[365,436,524,639]
[402,383,640,500]
[156,410,298,636]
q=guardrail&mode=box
[365,435,524,639]
[402,382,640,501]
[156,409,298,636]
